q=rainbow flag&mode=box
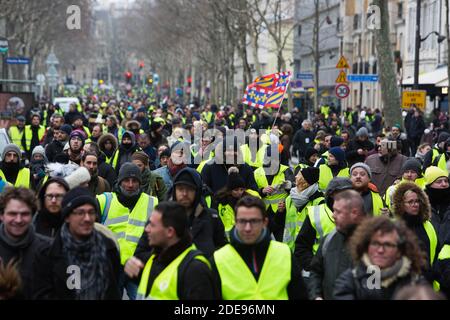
[242,71,291,109]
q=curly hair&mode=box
[0,187,37,216]
[392,181,431,222]
[349,216,426,273]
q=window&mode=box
[353,14,360,30]
[398,2,403,19]
[364,62,369,74]
[298,25,302,37]
[353,62,358,74]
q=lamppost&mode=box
[45,49,59,100]
[413,0,446,89]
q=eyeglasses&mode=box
[235,218,263,227]
[404,199,420,206]
[44,194,65,201]
[72,209,97,217]
[369,240,398,251]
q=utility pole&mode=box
[413,0,422,89]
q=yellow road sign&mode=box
[402,90,426,111]
[336,56,350,69]
[335,70,348,83]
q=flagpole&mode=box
[271,78,291,129]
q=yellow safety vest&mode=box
[214,241,291,300]
[0,168,30,188]
[24,125,45,152]
[434,154,449,174]
[307,204,336,254]
[218,203,235,239]
[97,192,158,265]
[254,165,289,212]
[423,220,438,266]
[283,195,324,251]
[318,164,350,191]
[240,144,267,168]
[136,245,210,300]
[8,126,24,147]
[371,191,384,216]
[385,179,425,209]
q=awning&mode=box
[436,78,448,87]
[402,66,448,86]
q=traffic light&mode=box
[139,61,145,69]
[148,75,153,85]
[125,71,132,83]
[187,76,192,85]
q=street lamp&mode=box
[413,0,446,89]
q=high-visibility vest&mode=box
[283,195,324,251]
[214,241,291,300]
[254,165,289,212]
[97,192,157,264]
[8,126,24,147]
[218,203,235,239]
[433,154,449,174]
[431,148,440,163]
[320,106,330,119]
[318,164,350,191]
[202,111,213,123]
[371,191,384,216]
[0,168,30,188]
[110,150,120,169]
[240,144,267,168]
[423,220,438,266]
[24,125,45,152]
[104,126,124,142]
[307,204,336,254]
[434,244,450,291]
[136,245,210,300]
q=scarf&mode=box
[0,223,34,249]
[290,183,319,209]
[362,254,412,288]
[1,162,20,184]
[60,223,109,300]
[167,158,186,177]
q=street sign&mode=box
[335,84,350,99]
[347,74,379,82]
[402,90,426,111]
[153,73,160,85]
[36,74,46,85]
[0,37,8,54]
[336,56,350,69]
[46,51,59,65]
[296,73,313,80]
[6,57,30,64]
[335,70,348,83]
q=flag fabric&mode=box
[242,71,291,109]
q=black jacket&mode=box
[426,186,450,244]
[33,210,63,238]
[308,228,353,300]
[292,129,315,158]
[201,162,258,194]
[0,225,51,299]
[136,234,218,299]
[32,229,121,300]
[345,138,375,167]
[209,227,308,300]
[98,152,117,187]
[45,140,66,163]
[334,263,424,300]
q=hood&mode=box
[98,133,118,152]
[170,167,203,208]
[392,181,431,222]
[122,130,136,146]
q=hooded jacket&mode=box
[115,131,141,173]
[98,133,118,161]
[134,168,227,260]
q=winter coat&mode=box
[97,152,117,187]
[308,229,353,300]
[88,175,111,195]
[32,229,121,300]
[334,261,424,300]
[365,153,408,196]
[292,129,315,158]
[141,168,168,201]
[345,138,375,167]
[426,186,450,244]
[0,225,51,299]
[201,162,258,194]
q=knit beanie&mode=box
[350,162,372,180]
[424,166,448,186]
[2,144,21,161]
[227,166,245,190]
[117,163,142,185]
[60,124,73,136]
[438,132,450,144]
[305,147,319,160]
[356,127,369,137]
[61,186,99,219]
[401,158,422,176]
[70,130,86,146]
[325,177,353,198]
[300,167,320,186]
[329,147,346,163]
[32,145,45,158]
[64,167,91,189]
[131,151,149,167]
[330,136,344,148]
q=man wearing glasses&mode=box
[210,196,308,300]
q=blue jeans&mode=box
[119,268,138,300]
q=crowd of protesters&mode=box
[0,87,449,300]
